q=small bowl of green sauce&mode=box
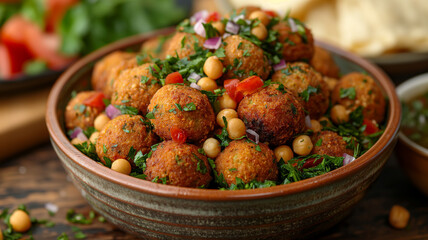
[396,72,428,196]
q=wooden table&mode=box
[1,142,427,239]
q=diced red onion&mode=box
[225,21,240,34]
[188,72,201,82]
[70,127,83,139]
[273,59,287,71]
[190,82,202,90]
[222,33,231,39]
[343,153,356,166]
[203,37,222,49]
[190,10,208,24]
[246,129,259,144]
[105,104,122,119]
[288,18,297,32]
[305,115,312,128]
[76,132,88,141]
[194,19,206,37]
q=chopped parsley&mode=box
[299,86,318,102]
[290,103,297,115]
[194,153,207,174]
[340,87,356,100]
[115,105,138,115]
[145,104,158,119]
[140,76,150,84]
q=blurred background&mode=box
[0,0,427,160]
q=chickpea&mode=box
[203,56,223,80]
[216,109,238,127]
[249,10,270,26]
[292,135,313,156]
[318,116,332,127]
[94,113,110,131]
[111,159,132,175]
[197,77,218,92]
[310,119,322,132]
[203,138,221,158]
[325,77,338,91]
[227,118,246,139]
[89,132,100,144]
[251,24,268,40]
[330,105,349,124]
[71,138,85,145]
[389,205,410,229]
[212,21,225,35]
[274,145,294,163]
[9,209,31,233]
[218,93,237,110]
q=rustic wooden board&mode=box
[0,144,427,239]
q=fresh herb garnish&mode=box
[299,86,318,102]
[340,87,356,100]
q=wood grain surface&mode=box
[0,143,427,240]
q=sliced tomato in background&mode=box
[0,44,13,79]
[46,0,80,32]
[0,16,34,76]
[25,26,75,70]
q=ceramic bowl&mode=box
[46,28,401,239]
[396,73,428,196]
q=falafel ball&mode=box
[237,84,306,146]
[311,130,354,157]
[147,84,215,143]
[215,140,278,186]
[144,141,212,188]
[96,115,158,165]
[165,31,205,59]
[141,35,172,59]
[272,62,330,119]
[310,46,340,78]
[331,72,385,123]
[91,51,137,96]
[222,35,271,80]
[65,91,105,131]
[111,63,162,115]
[104,57,139,98]
[272,19,314,62]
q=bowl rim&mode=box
[396,72,428,158]
[46,28,401,201]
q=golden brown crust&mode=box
[104,57,138,98]
[91,51,137,96]
[331,72,385,123]
[144,141,212,188]
[141,35,172,59]
[148,84,215,143]
[165,32,205,59]
[112,63,161,115]
[215,140,278,186]
[272,20,314,62]
[95,115,158,165]
[272,62,330,119]
[311,131,354,157]
[237,84,306,146]
[310,46,340,78]
[221,35,271,80]
[65,91,105,131]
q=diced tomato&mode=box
[301,158,322,169]
[165,72,183,84]
[363,119,379,135]
[224,79,240,100]
[170,126,187,144]
[83,92,106,108]
[264,10,278,18]
[235,76,263,99]
[205,12,220,23]
[0,16,34,77]
[0,44,13,79]
[46,0,80,32]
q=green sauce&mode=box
[401,92,428,148]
